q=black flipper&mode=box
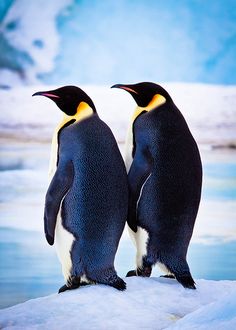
[44,159,74,245]
[127,146,153,232]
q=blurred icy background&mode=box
[0,0,236,86]
[0,0,236,309]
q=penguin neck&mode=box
[60,102,94,127]
[49,103,94,179]
[132,94,166,121]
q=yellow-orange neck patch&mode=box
[49,102,93,178]
[132,94,166,122]
[56,102,93,131]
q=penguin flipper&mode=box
[128,146,153,232]
[44,160,74,245]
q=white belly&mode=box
[128,226,149,268]
[48,132,58,180]
[55,203,75,282]
[128,226,172,274]
[54,204,93,285]
[124,123,133,172]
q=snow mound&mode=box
[168,288,236,330]
[0,277,235,330]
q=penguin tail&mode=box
[58,275,81,294]
[108,277,126,291]
[160,255,196,289]
[87,267,127,291]
[175,273,196,289]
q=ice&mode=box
[0,277,235,329]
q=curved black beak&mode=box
[32,91,60,98]
[111,84,123,89]
[110,84,138,94]
[32,91,43,97]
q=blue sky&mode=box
[41,0,236,85]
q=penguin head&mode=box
[32,85,96,116]
[111,82,172,109]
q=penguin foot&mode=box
[160,274,175,279]
[110,277,126,291]
[126,266,152,278]
[126,270,137,277]
[137,266,152,277]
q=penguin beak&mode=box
[32,91,60,99]
[111,84,138,95]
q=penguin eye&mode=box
[64,94,72,101]
[64,94,77,107]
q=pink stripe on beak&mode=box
[41,93,60,98]
[119,86,138,94]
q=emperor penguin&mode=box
[111,82,202,289]
[33,86,128,292]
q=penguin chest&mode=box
[124,123,133,172]
[48,130,59,179]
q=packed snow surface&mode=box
[0,277,236,330]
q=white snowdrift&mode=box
[0,277,235,330]
[168,287,236,330]
[0,83,236,146]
